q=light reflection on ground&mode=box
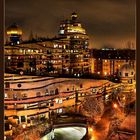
[41,127,87,140]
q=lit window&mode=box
[57,108,63,113]
[54,44,58,48]
[60,30,64,34]
[85,41,88,44]
[8,56,11,60]
[24,105,27,109]
[59,99,63,104]
[5,93,8,98]
[78,23,81,27]
[104,72,107,75]
[97,72,100,74]
[55,98,59,103]
[105,60,107,63]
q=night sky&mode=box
[5,0,136,49]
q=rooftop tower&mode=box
[6,23,23,45]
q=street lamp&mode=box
[89,127,93,133]
[22,124,28,140]
[113,103,118,109]
[22,124,26,129]
[88,126,96,140]
[90,137,95,140]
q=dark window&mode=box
[5,82,10,88]
[27,119,30,123]
[5,116,8,120]
[13,116,19,119]
[50,90,54,95]
[55,88,59,95]
[5,123,10,131]
[17,62,24,67]
[17,83,22,88]
[21,116,26,122]
[125,73,128,77]
[36,92,41,97]
[131,72,133,75]
[119,72,121,76]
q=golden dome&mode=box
[7,23,22,35]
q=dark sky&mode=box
[5,0,136,49]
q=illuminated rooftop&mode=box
[7,23,22,35]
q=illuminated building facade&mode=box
[4,74,109,126]
[5,13,90,77]
[58,12,90,76]
[5,42,47,75]
[91,48,136,77]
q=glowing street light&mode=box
[89,127,93,132]
[22,124,26,129]
[90,137,96,140]
[113,103,118,109]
